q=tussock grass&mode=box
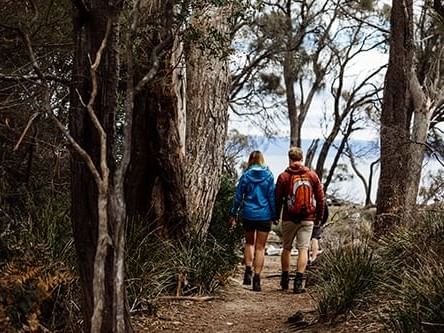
[313,239,382,321]
[385,259,444,333]
[311,209,444,331]
[378,212,444,332]
[126,223,243,313]
[125,223,177,313]
[1,171,242,327]
[126,173,242,313]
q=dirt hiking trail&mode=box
[135,256,351,333]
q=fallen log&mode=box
[159,296,216,302]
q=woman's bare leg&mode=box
[253,231,269,274]
[244,230,255,267]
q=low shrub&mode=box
[313,240,382,321]
[125,171,243,313]
[378,212,444,332]
[0,193,79,331]
[378,212,444,275]
[386,258,444,333]
[0,261,75,332]
[126,225,243,313]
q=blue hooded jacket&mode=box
[229,164,276,221]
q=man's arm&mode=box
[268,177,277,220]
[275,173,285,220]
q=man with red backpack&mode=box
[275,147,325,293]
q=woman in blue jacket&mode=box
[229,150,276,291]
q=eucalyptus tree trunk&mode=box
[322,118,353,192]
[284,0,300,148]
[285,59,299,147]
[126,61,188,240]
[122,0,188,240]
[184,4,232,235]
[404,74,433,208]
[70,2,126,331]
[375,0,414,236]
[315,121,340,183]
[402,1,444,208]
[125,1,232,239]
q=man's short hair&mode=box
[288,147,303,162]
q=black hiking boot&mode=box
[280,271,289,290]
[293,272,306,294]
[252,273,261,292]
[243,266,252,285]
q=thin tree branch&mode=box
[412,139,444,167]
[19,29,102,185]
[48,110,102,184]
[338,3,390,34]
[28,0,39,25]
[86,19,111,183]
[0,73,70,85]
[134,34,173,94]
[85,19,113,333]
[13,112,39,151]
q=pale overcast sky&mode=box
[229,48,389,141]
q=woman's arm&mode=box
[229,174,246,216]
[268,177,277,220]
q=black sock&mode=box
[245,266,252,273]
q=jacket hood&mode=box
[244,164,272,183]
[285,162,309,175]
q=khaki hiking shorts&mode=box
[282,220,314,250]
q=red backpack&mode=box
[287,172,316,219]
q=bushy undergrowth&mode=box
[208,173,244,271]
[0,193,80,332]
[312,210,444,331]
[1,193,74,265]
[386,259,444,333]
[313,240,382,321]
[126,172,243,313]
[0,261,75,332]
[126,227,242,313]
[168,233,242,293]
[378,212,444,332]
[1,172,242,327]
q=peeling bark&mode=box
[126,2,233,239]
[405,71,433,208]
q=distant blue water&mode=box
[238,136,438,204]
[256,137,379,158]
